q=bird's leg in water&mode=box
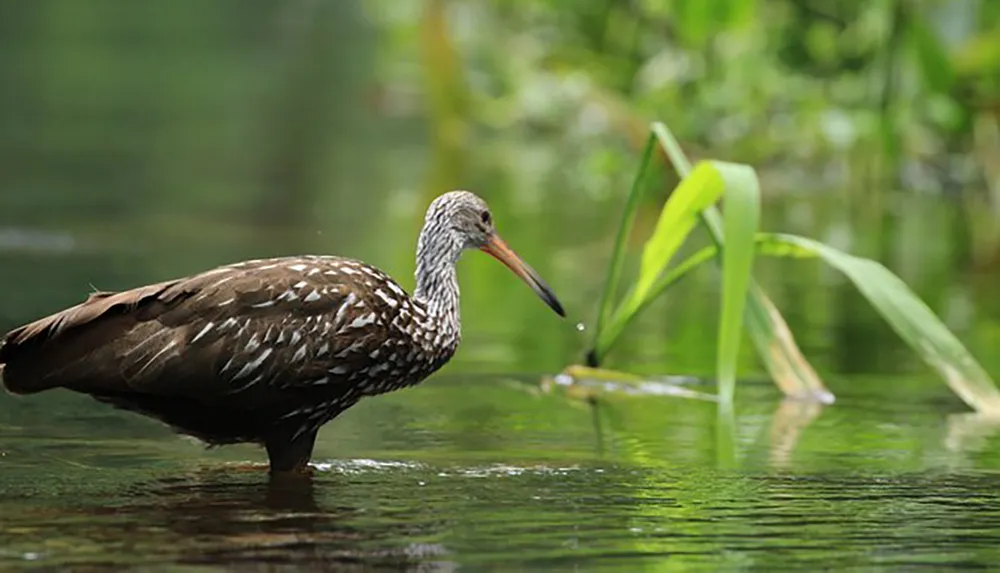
[265,428,319,476]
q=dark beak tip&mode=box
[551,299,567,318]
[533,279,565,318]
[481,235,566,319]
[535,283,566,318]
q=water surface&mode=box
[4,375,1000,570]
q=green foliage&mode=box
[691,233,1000,413]
[716,160,759,408]
[371,0,1000,186]
[909,13,956,95]
[590,120,1000,414]
[649,121,834,404]
[594,159,729,359]
[592,124,754,361]
[760,233,1000,413]
[592,122,772,410]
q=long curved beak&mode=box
[481,233,566,317]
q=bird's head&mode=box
[421,190,565,317]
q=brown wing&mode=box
[0,256,403,409]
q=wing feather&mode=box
[0,256,403,404]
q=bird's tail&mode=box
[0,309,96,395]
[0,344,60,395]
[1,279,189,396]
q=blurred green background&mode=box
[1,0,998,381]
[2,1,1000,568]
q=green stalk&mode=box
[591,132,657,365]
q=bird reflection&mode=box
[90,467,456,571]
[146,466,324,513]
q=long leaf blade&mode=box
[760,233,1000,413]
[594,161,730,359]
[716,163,760,408]
[655,232,1000,413]
[636,162,725,301]
[650,121,835,403]
[594,133,658,342]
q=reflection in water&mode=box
[768,398,826,469]
[944,412,1000,460]
[2,466,456,571]
[142,472,451,571]
[6,401,1000,569]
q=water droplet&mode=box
[575,322,586,332]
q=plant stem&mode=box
[591,132,657,366]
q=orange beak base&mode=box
[481,233,565,318]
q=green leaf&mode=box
[643,233,1000,414]
[635,161,725,302]
[590,245,717,364]
[593,160,733,360]
[594,132,657,342]
[650,122,834,404]
[716,163,760,408]
[588,120,834,404]
[758,233,1000,413]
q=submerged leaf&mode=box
[552,365,719,403]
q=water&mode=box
[5,378,1000,570]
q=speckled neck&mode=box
[413,217,463,333]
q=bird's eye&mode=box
[480,211,491,225]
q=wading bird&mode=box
[0,191,565,474]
